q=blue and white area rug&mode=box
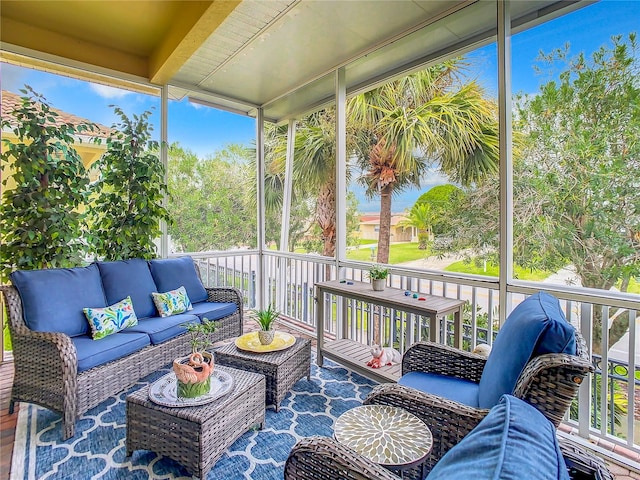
[11,358,376,480]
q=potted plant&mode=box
[173,318,218,398]
[252,304,279,345]
[368,264,389,291]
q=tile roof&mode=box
[1,90,113,138]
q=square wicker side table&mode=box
[215,337,311,411]
[126,365,265,479]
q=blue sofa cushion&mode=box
[398,372,479,408]
[477,292,576,409]
[149,256,208,304]
[123,313,200,345]
[72,332,150,372]
[10,264,106,337]
[97,259,158,319]
[190,301,237,322]
[427,395,570,480]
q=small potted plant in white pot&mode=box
[252,304,279,345]
[173,318,219,398]
[368,264,389,291]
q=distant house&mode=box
[1,90,112,189]
[357,213,414,242]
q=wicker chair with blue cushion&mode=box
[364,292,593,474]
[284,395,612,480]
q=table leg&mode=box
[429,314,438,343]
[453,306,463,349]
[317,288,325,367]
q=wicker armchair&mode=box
[1,278,243,440]
[363,328,593,472]
[284,436,613,480]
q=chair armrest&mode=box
[559,438,614,480]
[284,436,400,480]
[402,341,487,383]
[364,383,489,470]
[514,352,594,427]
[204,286,243,306]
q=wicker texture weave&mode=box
[126,365,265,478]
[363,330,593,474]
[215,337,311,410]
[1,282,243,440]
[284,436,612,480]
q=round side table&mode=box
[334,404,432,478]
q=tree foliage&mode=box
[166,143,256,252]
[86,107,170,260]
[0,86,96,280]
[452,34,640,351]
[416,184,464,236]
[349,60,499,263]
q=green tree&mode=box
[167,143,256,252]
[0,87,96,279]
[452,34,640,352]
[349,61,499,263]
[86,107,170,260]
[399,203,434,249]
[416,184,464,236]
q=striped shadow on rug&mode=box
[11,357,376,480]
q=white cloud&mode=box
[89,83,131,99]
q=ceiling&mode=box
[0,0,588,123]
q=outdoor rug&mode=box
[11,357,376,480]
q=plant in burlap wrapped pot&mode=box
[173,318,218,398]
[252,304,279,345]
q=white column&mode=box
[497,0,513,326]
[256,108,266,310]
[159,85,169,258]
[335,67,347,266]
[278,119,296,313]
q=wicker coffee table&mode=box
[334,405,433,478]
[126,365,265,479]
[215,335,311,411]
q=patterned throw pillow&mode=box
[151,286,193,317]
[83,296,138,340]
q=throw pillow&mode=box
[83,296,138,340]
[151,286,193,317]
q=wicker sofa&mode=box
[1,256,243,440]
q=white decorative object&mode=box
[366,344,402,368]
[148,370,234,407]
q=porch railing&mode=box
[174,249,640,454]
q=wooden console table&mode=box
[315,280,466,382]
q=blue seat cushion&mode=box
[478,292,576,409]
[149,256,208,304]
[11,264,106,337]
[123,313,200,345]
[72,332,150,372]
[97,259,158,319]
[398,372,479,408]
[190,302,237,322]
[427,395,569,480]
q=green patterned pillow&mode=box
[83,296,138,340]
[151,286,193,317]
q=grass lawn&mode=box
[346,242,430,264]
[445,260,553,282]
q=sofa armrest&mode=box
[1,285,78,416]
[402,341,487,383]
[285,436,400,480]
[364,383,489,470]
[559,438,614,480]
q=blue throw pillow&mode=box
[477,292,576,409]
[10,264,106,337]
[149,256,208,303]
[427,395,570,480]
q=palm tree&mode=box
[399,203,434,250]
[349,59,499,263]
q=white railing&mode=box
[175,249,640,454]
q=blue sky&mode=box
[2,0,638,212]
